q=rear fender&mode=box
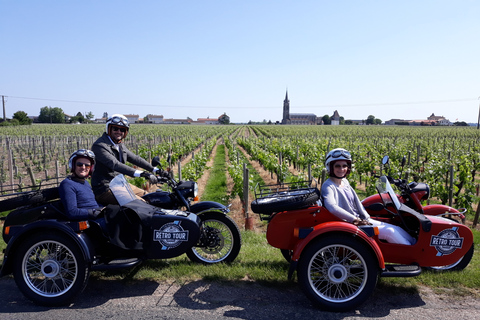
[1,220,94,277]
[423,205,465,223]
[189,201,228,215]
[291,221,385,269]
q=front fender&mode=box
[1,220,94,277]
[189,201,228,215]
[291,221,385,269]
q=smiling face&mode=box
[74,158,92,179]
[109,125,127,143]
[333,160,349,179]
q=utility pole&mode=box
[477,96,480,129]
[2,95,5,121]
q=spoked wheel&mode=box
[298,235,378,312]
[186,212,241,264]
[13,232,89,306]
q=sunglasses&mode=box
[112,126,127,133]
[76,162,91,168]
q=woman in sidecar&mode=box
[321,148,416,245]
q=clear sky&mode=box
[1,1,479,124]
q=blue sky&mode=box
[1,1,479,124]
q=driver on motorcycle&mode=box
[59,149,103,220]
[91,114,161,205]
[321,148,416,245]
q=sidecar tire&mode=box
[12,231,89,306]
[297,235,378,312]
[251,188,320,214]
[187,212,241,264]
[424,244,474,272]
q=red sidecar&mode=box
[251,177,474,312]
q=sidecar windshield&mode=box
[109,174,137,206]
[375,176,401,211]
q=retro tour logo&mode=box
[430,227,464,256]
[154,221,189,250]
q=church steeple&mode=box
[282,89,290,124]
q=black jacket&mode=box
[91,133,155,194]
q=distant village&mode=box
[93,113,230,125]
[280,91,455,126]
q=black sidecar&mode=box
[0,187,202,306]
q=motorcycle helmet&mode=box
[325,148,352,177]
[68,149,95,176]
[106,114,130,140]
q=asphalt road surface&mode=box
[0,276,478,320]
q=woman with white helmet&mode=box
[59,149,103,220]
[321,148,415,245]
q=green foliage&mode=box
[38,106,65,123]
[13,111,33,125]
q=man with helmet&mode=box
[59,149,103,220]
[91,114,160,205]
[321,148,415,245]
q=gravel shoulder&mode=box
[1,276,479,320]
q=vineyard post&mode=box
[7,142,14,186]
[449,165,454,207]
[178,161,182,181]
[243,164,254,230]
[473,201,480,227]
[27,167,36,186]
[55,161,60,186]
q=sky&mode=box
[1,0,480,124]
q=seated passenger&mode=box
[59,149,103,220]
[321,148,415,245]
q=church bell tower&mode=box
[282,90,290,124]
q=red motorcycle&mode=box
[251,172,474,311]
[362,156,472,271]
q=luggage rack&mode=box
[253,180,318,200]
[252,180,321,218]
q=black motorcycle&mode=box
[0,172,241,306]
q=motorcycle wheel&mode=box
[297,235,378,312]
[425,244,474,272]
[186,212,241,264]
[12,231,90,306]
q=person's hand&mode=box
[91,207,105,219]
[158,170,170,178]
[141,171,158,184]
[353,218,371,226]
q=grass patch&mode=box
[201,144,228,205]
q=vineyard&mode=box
[1,124,480,225]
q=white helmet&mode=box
[68,149,95,176]
[106,114,130,138]
[325,148,352,175]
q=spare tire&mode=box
[251,188,320,214]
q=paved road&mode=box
[0,276,478,320]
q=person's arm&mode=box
[123,147,155,173]
[59,180,96,220]
[92,142,138,177]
